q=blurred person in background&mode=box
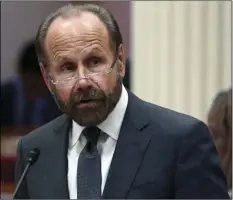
[208,88,232,196]
[1,40,62,128]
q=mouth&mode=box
[76,99,102,108]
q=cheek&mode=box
[93,73,117,92]
[52,86,73,103]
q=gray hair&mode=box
[35,3,123,67]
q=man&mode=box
[15,4,230,199]
[1,40,61,127]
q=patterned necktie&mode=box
[77,127,102,199]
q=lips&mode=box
[80,99,93,103]
[76,99,101,108]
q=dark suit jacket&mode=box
[15,91,229,199]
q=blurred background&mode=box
[1,1,232,197]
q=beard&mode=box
[51,74,123,127]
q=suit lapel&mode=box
[45,114,71,199]
[103,92,151,198]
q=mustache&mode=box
[71,88,106,104]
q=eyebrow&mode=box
[51,56,73,69]
[52,47,107,65]
[55,56,71,63]
[84,47,106,56]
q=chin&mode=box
[73,108,110,127]
[74,115,107,127]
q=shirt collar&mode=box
[70,85,128,148]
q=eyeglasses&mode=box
[47,58,117,88]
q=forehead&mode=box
[44,12,111,60]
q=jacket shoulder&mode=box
[133,93,207,137]
[20,114,67,145]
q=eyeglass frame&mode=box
[46,57,118,85]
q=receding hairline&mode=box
[41,9,116,65]
[36,3,123,68]
[46,11,109,37]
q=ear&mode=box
[117,44,125,78]
[40,63,52,93]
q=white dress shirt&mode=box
[67,85,128,199]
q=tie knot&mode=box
[82,127,101,146]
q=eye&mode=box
[90,57,101,67]
[61,63,75,72]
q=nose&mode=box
[75,65,92,91]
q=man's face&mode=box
[41,12,125,126]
